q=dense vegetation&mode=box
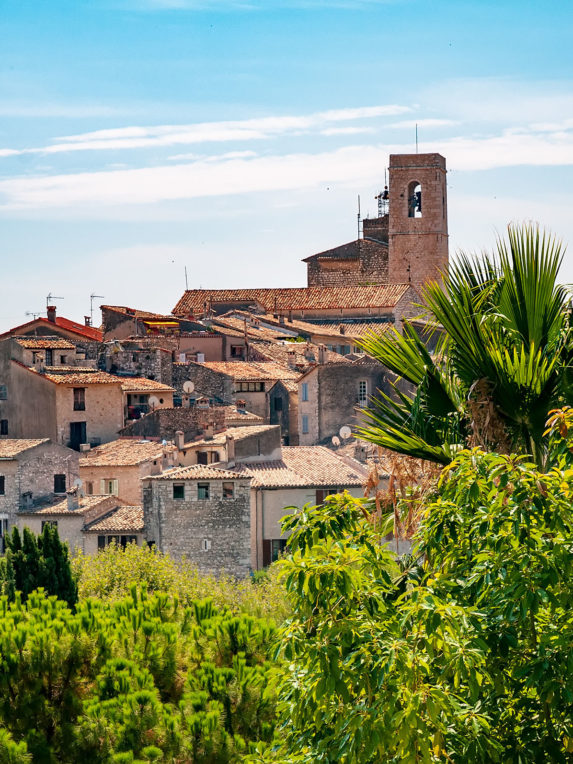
[263,407,573,762]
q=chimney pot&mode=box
[47,306,57,323]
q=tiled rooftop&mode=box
[233,446,368,489]
[79,438,167,466]
[84,505,144,533]
[0,317,102,342]
[40,370,121,385]
[311,321,395,338]
[302,237,388,263]
[101,305,176,321]
[173,284,412,315]
[212,315,295,342]
[20,495,119,516]
[148,464,250,481]
[249,340,346,367]
[15,337,76,350]
[120,377,175,393]
[223,406,264,424]
[0,439,50,459]
[195,361,300,381]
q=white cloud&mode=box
[0,104,411,158]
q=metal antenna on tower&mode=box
[46,293,64,308]
[357,195,361,239]
[185,266,189,291]
[415,123,419,154]
[90,293,104,325]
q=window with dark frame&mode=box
[173,484,185,499]
[0,420,8,436]
[54,474,66,494]
[45,349,53,365]
[73,388,86,411]
[222,482,234,499]
[197,483,210,499]
[0,476,4,495]
[0,385,6,400]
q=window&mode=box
[407,181,422,218]
[45,349,53,365]
[100,479,119,495]
[0,420,8,436]
[0,385,6,400]
[197,451,208,465]
[41,520,58,531]
[358,380,368,407]
[60,355,67,365]
[197,483,210,500]
[230,345,245,358]
[98,534,137,549]
[86,482,93,495]
[316,489,338,504]
[223,482,234,499]
[302,415,309,434]
[73,388,86,410]
[201,538,212,551]
[301,382,308,402]
[173,484,185,499]
[54,474,66,494]
[0,476,4,495]
[237,381,264,392]
[271,539,287,562]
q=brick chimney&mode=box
[47,305,57,323]
[66,486,80,511]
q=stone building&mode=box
[297,359,388,445]
[0,438,79,550]
[79,438,178,505]
[17,493,144,555]
[178,424,282,467]
[143,465,252,577]
[234,446,368,567]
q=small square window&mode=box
[202,538,212,551]
[0,476,4,495]
[197,483,210,500]
[223,482,234,499]
[173,484,185,499]
[0,420,8,436]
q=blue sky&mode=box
[1,0,572,329]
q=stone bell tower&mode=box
[387,153,448,286]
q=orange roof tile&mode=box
[233,446,367,488]
[195,361,299,381]
[183,424,279,449]
[173,285,412,316]
[21,495,119,516]
[84,505,144,533]
[120,377,175,393]
[15,337,76,350]
[148,464,250,481]
[79,439,167,466]
[0,439,50,458]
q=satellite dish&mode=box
[148,395,160,408]
[331,436,341,447]
[73,478,83,488]
[339,425,352,440]
[183,380,195,393]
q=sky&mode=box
[1,0,572,330]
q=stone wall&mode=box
[119,406,225,442]
[306,239,389,288]
[101,341,173,385]
[143,476,252,576]
[172,362,233,402]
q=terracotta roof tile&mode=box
[79,439,167,466]
[15,338,76,350]
[183,425,279,449]
[0,439,50,458]
[233,446,368,488]
[120,377,175,393]
[41,370,122,385]
[223,406,264,424]
[173,285,412,316]
[148,464,250,481]
[212,316,294,342]
[302,237,387,263]
[84,505,144,533]
[195,361,299,381]
[21,495,119,516]
[101,305,175,321]
[0,317,102,342]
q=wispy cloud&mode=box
[3,126,573,215]
[0,105,410,158]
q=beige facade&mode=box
[54,381,124,448]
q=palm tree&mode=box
[356,224,573,468]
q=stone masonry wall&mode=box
[306,239,389,288]
[144,477,252,576]
[172,363,233,402]
[119,406,225,442]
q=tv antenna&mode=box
[415,123,419,154]
[90,293,105,325]
[25,310,42,320]
[46,293,64,308]
[357,194,361,239]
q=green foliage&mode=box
[0,586,276,762]
[266,411,573,762]
[357,223,573,468]
[0,526,77,608]
[73,541,290,623]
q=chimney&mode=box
[286,349,297,369]
[66,486,80,511]
[84,316,92,327]
[174,430,185,450]
[47,305,57,323]
[318,344,327,364]
[226,433,236,468]
[204,422,214,441]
